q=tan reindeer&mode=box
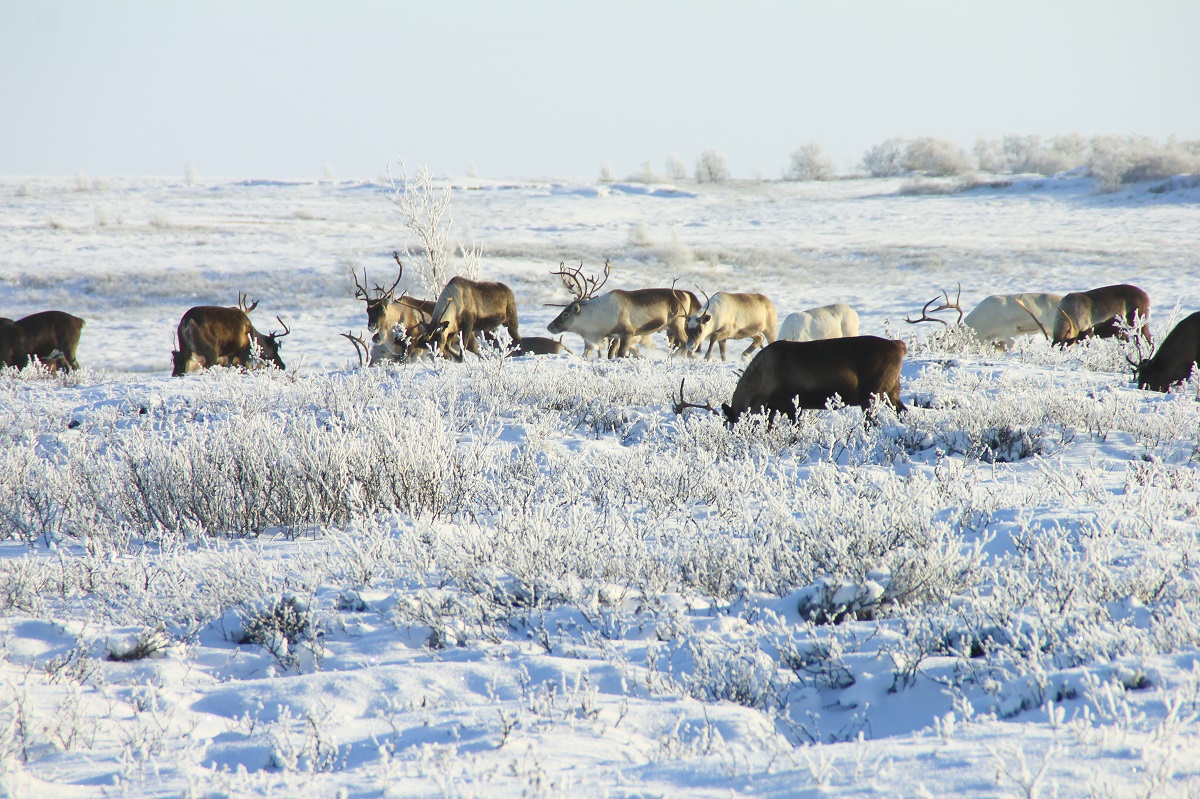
[685,288,777,360]
[352,253,436,363]
[418,276,521,360]
[172,296,289,376]
[546,261,698,358]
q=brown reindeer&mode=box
[419,276,521,360]
[172,300,288,376]
[1052,284,1151,346]
[1131,311,1200,392]
[7,311,86,371]
[677,336,907,424]
[546,261,699,357]
[506,335,572,357]
[352,254,436,362]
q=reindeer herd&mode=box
[2,257,1199,422]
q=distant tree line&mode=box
[608,134,1200,192]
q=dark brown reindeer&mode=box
[4,311,86,371]
[546,261,699,358]
[1129,311,1200,392]
[676,336,908,424]
[417,275,521,360]
[172,296,289,376]
[352,253,436,362]
[1052,284,1151,347]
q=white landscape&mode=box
[2,169,1200,798]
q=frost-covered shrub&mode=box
[785,142,833,181]
[695,149,729,183]
[905,136,973,177]
[1089,135,1200,192]
[861,137,908,177]
[861,136,973,177]
[664,155,688,180]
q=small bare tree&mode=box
[387,160,481,297]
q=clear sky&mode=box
[2,1,1197,180]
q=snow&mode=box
[1,172,1199,797]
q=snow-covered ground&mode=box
[1,173,1199,797]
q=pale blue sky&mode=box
[2,1,1197,179]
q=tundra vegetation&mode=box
[0,172,1198,797]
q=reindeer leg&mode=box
[718,338,729,362]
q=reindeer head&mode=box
[546,260,611,332]
[252,317,290,370]
[353,255,406,342]
[684,286,715,352]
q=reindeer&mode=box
[546,261,699,358]
[906,285,1063,348]
[678,336,907,424]
[418,276,521,360]
[685,290,777,360]
[172,297,288,376]
[676,336,907,424]
[350,251,434,359]
[1129,311,1200,392]
[964,293,1062,349]
[352,253,436,363]
[1052,284,1152,347]
[506,335,572,357]
[0,318,30,369]
[778,303,859,342]
[9,311,86,371]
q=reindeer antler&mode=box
[238,292,259,314]
[351,267,371,301]
[1012,297,1051,341]
[673,378,718,415]
[905,283,963,327]
[272,316,290,339]
[341,331,369,367]
[551,259,611,302]
[374,258,404,299]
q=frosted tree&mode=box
[695,149,729,183]
[387,160,481,297]
[785,142,833,181]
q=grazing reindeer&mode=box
[9,311,86,371]
[506,335,572,357]
[172,298,289,376]
[352,253,436,363]
[778,303,860,342]
[546,261,698,358]
[418,276,521,360]
[1130,311,1200,392]
[0,318,31,369]
[1053,284,1152,346]
[676,336,907,424]
[685,290,777,360]
[964,293,1062,349]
